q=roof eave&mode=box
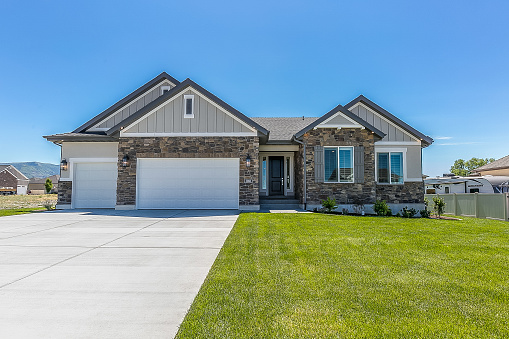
[345,95,434,146]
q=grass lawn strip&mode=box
[0,208,47,217]
[176,214,509,338]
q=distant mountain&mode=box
[8,162,59,179]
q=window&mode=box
[261,157,267,190]
[286,157,291,189]
[377,152,403,184]
[445,187,450,194]
[324,147,354,183]
[183,95,194,118]
[160,85,171,95]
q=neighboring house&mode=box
[44,72,433,212]
[28,175,60,194]
[471,155,509,176]
[0,165,29,195]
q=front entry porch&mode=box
[259,151,295,198]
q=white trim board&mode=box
[121,86,258,135]
[120,132,257,137]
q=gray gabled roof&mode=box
[105,78,269,136]
[251,117,318,143]
[472,155,509,172]
[344,95,433,146]
[73,72,180,133]
[0,165,29,180]
[294,103,386,139]
[44,132,117,142]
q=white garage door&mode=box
[74,162,118,208]
[137,158,239,209]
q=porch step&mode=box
[260,198,300,210]
[260,204,301,210]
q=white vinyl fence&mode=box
[424,193,509,221]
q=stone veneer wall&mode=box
[376,182,424,204]
[302,128,377,205]
[58,181,72,204]
[116,136,259,206]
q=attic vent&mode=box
[160,86,171,95]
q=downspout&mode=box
[293,137,307,210]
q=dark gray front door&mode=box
[269,156,284,195]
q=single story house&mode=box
[44,72,433,212]
[28,174,60,194]
[0,165,29,195]
[471,155,509,176]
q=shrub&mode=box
[373,200,392,216]
[401,207,417,218]
[321,197,337,213]
[44,179,53,194]
[342,208,349,215]
[420,209,431,218]
[432,195,446,218]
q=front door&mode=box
[269,156,284,195]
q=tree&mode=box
[450,157,495,176]
[44,178,53,194]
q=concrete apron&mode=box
[0,209,238,338]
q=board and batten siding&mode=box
[90,81,174,130]
[123,89,254,134]
[348,104,416,142]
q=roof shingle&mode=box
[251,117,318,142]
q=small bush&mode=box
[342,208,349,215]
[321,197,337,213]
[401,207,417,218]
[432,195,446,218]
[373,200,392,216]
[420,209,431,218]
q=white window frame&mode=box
[375,148,407,184]
[183,94,194,118]
[160,85,171,95]
[324,146,354,183]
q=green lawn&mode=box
[176,213,509,338]
[0,208,47,217]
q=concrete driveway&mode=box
[0,209,238,338]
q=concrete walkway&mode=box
[0,209,238,338]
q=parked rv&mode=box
[424,176,494,194]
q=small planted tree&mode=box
[45,178,53,194]
[420,197,431,218]
[432,195,446,218]
[321,197,337,213]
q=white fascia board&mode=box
[348,102,420,142]
[320,111,361,126]
[120,132,257,137]
[315,124,363,129]
[375,141,421,146]
[88,80,174,131]
[121,86,258,135]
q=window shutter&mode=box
[314,146,324,183]
[354,146,364,183]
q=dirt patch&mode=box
[0,194,58,209]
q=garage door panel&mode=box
[74,162,117,209]
[137,158,239,209]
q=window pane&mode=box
[262,157,267,190]
[339,148,353,182]
[324,148,338,182]
[378,153,389,183]
[390,152,403,183]
[286,157,290,189]
[186,98,193,115]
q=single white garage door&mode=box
[73,162,118,208]
[137,158,239,209]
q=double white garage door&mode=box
[73,158,239,209]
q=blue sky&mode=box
[1,0,508,177]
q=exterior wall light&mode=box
[60,159,68,171]
[122,154,130,167]
[246,155,251,168]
